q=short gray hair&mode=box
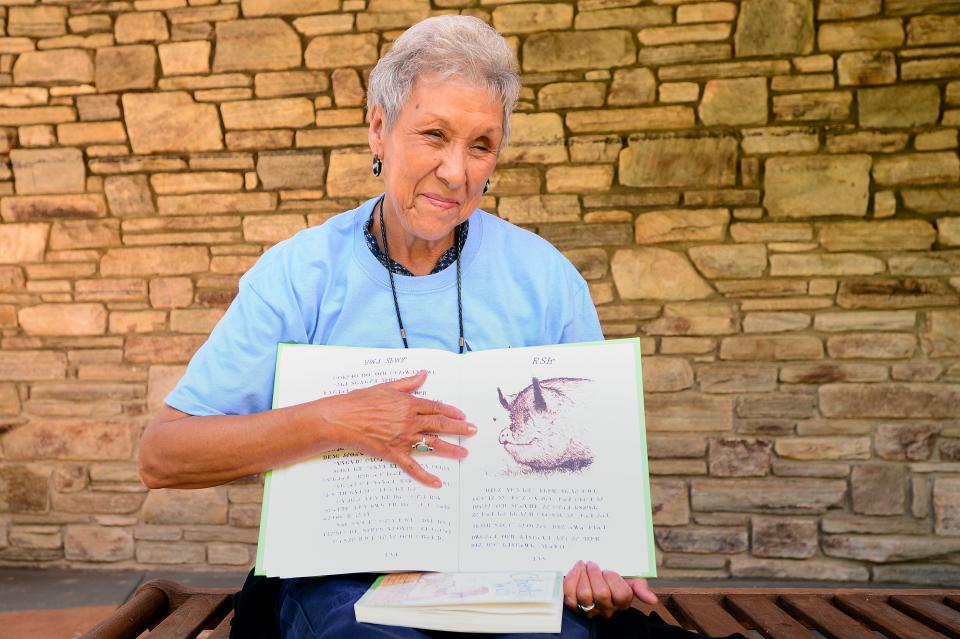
[367,15,521,147]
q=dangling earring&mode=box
[483,179,490,195]
[372,155,382,177]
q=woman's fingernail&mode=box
[431,479,442,488]
[466,424,477,434]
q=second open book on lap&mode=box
[255,338,656,579]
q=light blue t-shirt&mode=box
[166,196,602,417]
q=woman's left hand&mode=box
[563,560,657,619]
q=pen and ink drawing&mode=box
[496,377,595,474]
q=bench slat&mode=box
[634,599,682,627]
[780,594,876,639]
[208,609,235,639]
[835,595,945,639]
[670,594,749,636]
[948,596,960,613]
[890,596,960,639]
[147,594,231,639]
[725,594,812,639]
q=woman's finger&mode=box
[576,564,594,616]
[585,561,614,617]
[384,370,428,392]
[415,436,468,460]
[410,395,466,420]
[414,413,476,436]
[628,578,658,605]
[603,570,635,610]
[393,453,441,488]
[563,561,585,609]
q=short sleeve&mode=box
[164,276,305,417]
[560,280,603,344]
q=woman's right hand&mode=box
[303,370,476,488]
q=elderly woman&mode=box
[139,15,660,639]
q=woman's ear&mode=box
[368,105,385,157]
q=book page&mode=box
[259,345,462,577]
[455,341,655,577]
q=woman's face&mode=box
[368,74,503,243]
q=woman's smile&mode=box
[420,192,459,209]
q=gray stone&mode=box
[820,383,960,418]
[708,438,771,477]
[764,155,871,218]
[0,465,50,513]
[859,84,940,128]
[655,527,748,554]
[751,517,817,558]
[875,423,940,461]
[691,478,846,513]
[851,464,906,515]
[619,132,737,188]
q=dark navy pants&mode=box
[278,574,595,639]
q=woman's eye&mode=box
[424,130,443,138]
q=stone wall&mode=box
[0,0,958,581]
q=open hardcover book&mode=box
[255,338,656,580]
[354,571,564,633]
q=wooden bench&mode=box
[79,580,960,638]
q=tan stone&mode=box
[123,92,223,154]
[752,518,818,559]
[148,365,187,412]
[819,18,904,51]
[645,392,733,432]
[257,71,329,98]
[923,310,960,357]
[699,77,768,126]
[523,30,635,72]
[57,122,127,146]
[326,149,384,198]
[934,478,960,535]
[771,254,884,277]
[109,310,166,335]
[492,3,572,33]
[838,279,958,310]
[814,310,916,332]
[650,479,689,526]
[95,45,157,93]
[735,0,814,57]
[499,195,580,224]
[169,309,225,334]
[500,113,567,164]
[214,19,301,72]
[3,419,131,460]
[698,363,778,393]
[764,154,870,218]
[8,6,67,38]
[620,133,738,188]
[125,335,206,364]
[720,335,823,360]
[143,488,228,525]
[158,41,211,76]
[19,304,106,336]
[567,106,694,133]
[291,14,354,36]
[157,192,275,215]
[0,223,48,263]
[222,98,313,130]
[136,541,206,565]
[64,526,134,562]
[773,91,851,121]
[709,438,772,477]
[1,194,107,223]
[656,526,747,554]
[607,69,656,106]
[634,209,728,244]
[256,151,325,190]
[242,0,340,16]
[827,333,916,359]
[14,49,94,85]
[820,383,960,419]
[731,556,867,581]
[692,478,846,513]
[642,357,694,393]
[11,148,84,195]
[689,244,766,279]
[838,51,896,86]
[150,278,193,309]
[612,248,713,301]
[850,464,906,516]
[103,175,154,217]
[0,465,49,513]
[643,302,737,336]
[819,220,935,252]
[908,13,960,46]
[873,152,960,186]
[876,424,940,461]
[115,11,168,44]
[775,437,871,461]
[101,247,208,277]
[730,223,812,243]
[243,214,307,244]
[903,189,960,214]
[150,172,242,195]
[305,33,378,69]
[742,312,810,333]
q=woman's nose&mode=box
[435,147,468,189]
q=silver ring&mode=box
[412,435,434,453]
[577,602,595,613]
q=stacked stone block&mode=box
[0,0,959,581]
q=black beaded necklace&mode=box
[376,195,466,354]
